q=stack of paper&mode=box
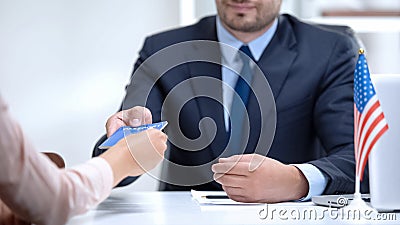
[191,190,260,205]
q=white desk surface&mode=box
[67,189,399,225]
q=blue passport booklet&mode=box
[99,121,168,149]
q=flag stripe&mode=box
[358,105,385,163]
[357,116,387,174]
[355,96,382,165]
[358,124,389,180]
[358,100,381,142]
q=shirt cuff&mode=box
[292,163,328,201]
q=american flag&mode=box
[354,50,389,181]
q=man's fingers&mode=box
[219,154,253,163]
[212,161,249,175]
[124,107,152,126]
[222,186,245,197]
[213,173,246,187]
[221,186,250,203]
[248,154,266,172]
[130,118,141,127]
[218,154,266,172]
[105,106,153,137]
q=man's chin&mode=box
[227,21,259,33]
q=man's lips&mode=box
[227,3,255,13]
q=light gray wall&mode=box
[0,0,179,190]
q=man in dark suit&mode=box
[93,0,368,203]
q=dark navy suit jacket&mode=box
[93,14,369,194]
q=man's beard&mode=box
[222,13,276,33]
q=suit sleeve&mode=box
[91,36,161,187]
[308,35,369,195]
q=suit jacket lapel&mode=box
[246,16,298,154]
[257,15,298,100]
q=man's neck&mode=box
[222,23,274,44]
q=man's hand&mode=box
[212,154,309,203]
[106,107,152,137]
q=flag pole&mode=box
[348,48,380,211]
[353,48,364,202]
[354,175,361,201]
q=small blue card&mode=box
[99,121,168,149]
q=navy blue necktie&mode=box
[235,45,254,106]
[228,45,255,156]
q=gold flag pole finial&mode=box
[359,48,365,55]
